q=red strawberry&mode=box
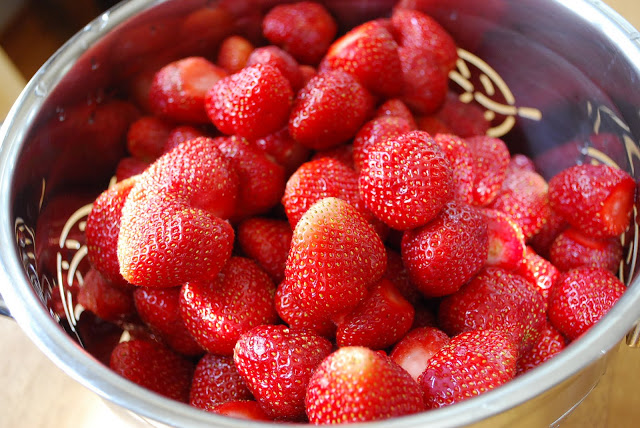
[389,326,450,381]
[189,354,252,411]
[311,143,356,169]
[285,197,387,321]
[528,208,568,258]
[489,167,551,239]
[85,177,137,286]
[416,114,452,135]
[206,63,293,140]
[384,248,422,306]
[352,116,413,172]
[433,133,475,204]
[411,300,438,329]
[320,20,403,97]
[233,324,333,420]
[548,266,626,340]
[483,208,526,270]
[149,56,227,123]
[110,339,194,402]
[548,164,636,238]
[419,330,518,409]
[211,400,271,421]
[359,130,454,230]
[126,116,172,162]
[133,287,204,356]
[336,279,414,349]
[77,268,135,322]
[289,70,374,150]
[180,257,278,355]
[246,45,304,91]
[515,246,560,304]
[465,135,511,206]
[217,35,254,74]
[253,126,311,175]
[517,322,567,374]
[262,1,337,65]
[396,45,449,115]
[118,196,235,288]
[549,228,623,272]
[305,346,425,423]
[508,153,537,173]
[374,98,417,129]
[438,267,547,356]
[237,217,292,283]
[401,200,488,297]
[275,279,337,338]
[435,91,490,138]
[299,64,317,86]
[115,157,149,182]
[163,125,206,154]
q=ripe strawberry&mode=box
[433,133,475,204]
[262,1,338,65]
[320,20,403,97]
[359,130,454,230]
[549,228,623,272]
[275,279,337,338]
[374,98,417,129]
[110,339,194,402]
[289,70,374,150]
[210,400,271,420]
[465,135,511,206]
[237,217,292,283]
[489,167,551,239]
[133,287,204,356]
[411,300,438,329]
[285,197,387,321]
[311,143,356,170]
[508,153,537,173]
[401,200,488,297]
[299,64,317,86]
[515,246,560,304]
[336,279,414,349]
[246,45,304,91]
[234,324,333,420]
[162,125,206,154]
[438,267,547,356]
[126,116,172,162]
[384,248,422,306]
[419,330,518,409]
[148,56,227,123]
[85,177,137,287]
[416,114,452,135]
[253,126,311,175]
[517,322,567,374]
[115,157,149,182]
[118,196,235,288]
[305,346,425,423]
[389,326,450,381]
[352,116,413,172]
[77,268,135,322]
[180,257,278,355]
[483,208,526,270]
[548,164,636,238]
[396,45,449,115]
[217,35,254,74]
[528,208,568,258]
[548,266,626,340]
[189,354,252,411]
[206,63,293,140]
[435,91,490,138]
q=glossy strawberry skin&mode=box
[435,91,490,138]
[77,268,135,322]
[237,217,292,283]
[483,208,526,271]
[465,135,511,206]
[305,346,425,424]
[217,35,254,74]
[352,116,413,172]
[434,133,475,204]
[375,98,417,129]
[389,326,450,381]
[189,354,252,411]
[210,400,271,421]
[162,125,206,154]
[396,45,449,115]
[549,228,623,272]
[515,246,560,305]
[275,279,337,338]
[233,324,333,420]
[253,126,311,175]
[246,45,304,91]
[517,322,567,374]
[126,116,172,162]
[115,157,149,182]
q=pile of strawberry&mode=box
[75,1,636,424]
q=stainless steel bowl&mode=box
[1,0,640,426]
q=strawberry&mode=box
[189,354,252,411]
[374,98,417,129]
[126,115,172,162]
[148,56,227,123]
[205,63,293,140]
[389,326,450,381]
[549,228,623,272]
[528,208,568,258]
[359,130,454,230]
[217,35,254,74]
[401,200,488,297]
[311,143,356,170]
[77,268,135,322]
[115,157,149,182]
[489,167,551,239]
[237,217,292,283]
[483,208,526,271]
[517,322,567,374]
[285,197,387,321]
[233,324,333,420]
[162,125,206,154]
[275,279,336,338]
[433,133,475,204]
[548,164,636,238]
[299,64,317,86]
[320,20,403,97]
[411,300,438,329]
[438,267,547,356]
[110,339,194,402]
[336,278,415,349]
[419,330,518,409]
[289,70,374,150]
[515,246,560,304]
[118,196,235,288]
[253,126,311,175]
[305,346,424,423]
[133,287,204,356]
[465,135,511,206]
[262,1,338,65]
[396,45,449,115]
[384,248,422,306]
[435,91,490,138]
[246,45,304,91]
[508,153,537,173]
[548,266,626,340]
[210,400,271,421]
[352,116,413,172]
[180,257,278,355]
[416,114,452,135]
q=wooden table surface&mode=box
[1,1,640,427]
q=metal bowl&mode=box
[1,0,640,426]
